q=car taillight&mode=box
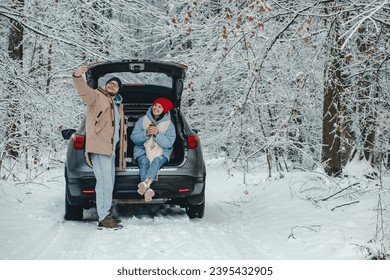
[82,190,95,194]
[72,134,85,150]
[187,134,199,149]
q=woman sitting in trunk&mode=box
[130,97,176,202]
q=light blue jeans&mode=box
[91,153,115,222]
[137,155,167,183]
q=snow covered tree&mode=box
[2,0,24,173]
[0,0,389,179]
[319,1,390,175]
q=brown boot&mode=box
[98,214,123,230]
[107,214,121,224]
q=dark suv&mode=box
[62,60,206,220]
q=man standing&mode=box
[73,64,127,229]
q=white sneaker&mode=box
[137,178,151,195]
[144,188,155,202]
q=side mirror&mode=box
[61,129,76,140]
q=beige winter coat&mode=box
[73,76,127,170]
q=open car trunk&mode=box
[87,60,189,168]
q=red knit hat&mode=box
[153,97,174,113]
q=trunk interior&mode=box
[121,104,185,167]
[112,84,186,168]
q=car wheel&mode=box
[64,194,83,221]
[186,199,205,219]
[186,179,206,219]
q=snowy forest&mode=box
[1,0,390,259]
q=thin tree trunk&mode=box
[322,16,344,176]
[357,26,377,164]
[6,0,24,159]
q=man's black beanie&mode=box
[106,77,122,90]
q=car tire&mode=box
[186,201,205,219]
[186,200,205,219]
[186,183,205,220]
[64,194,83,221]
[185,178,206,219]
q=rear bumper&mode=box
[65,151,206,207]
[66,174,204,206]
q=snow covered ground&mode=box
[1,156,388,261]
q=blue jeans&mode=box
[91,154,115,222]
[137,155,167,183]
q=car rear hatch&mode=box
[85,60,187,109]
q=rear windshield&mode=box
[98,72,172,88]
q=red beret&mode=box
[153,97,174,113]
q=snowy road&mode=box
[1,160,263,260]
[0,158,379,260]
